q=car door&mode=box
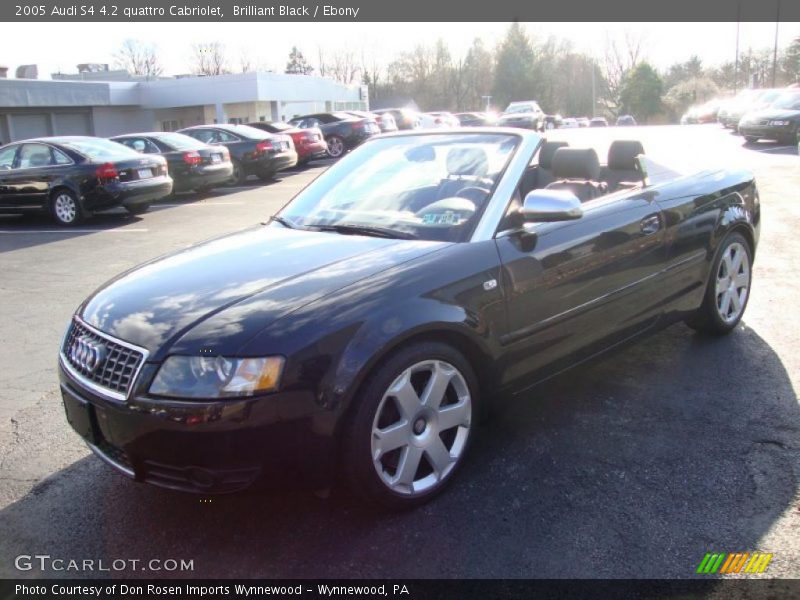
[0,144,20,207]
[2,143,70,209]
[495,188,667,386]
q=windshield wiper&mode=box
[268,215,296,229]
[305,223,417,240]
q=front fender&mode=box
[237,240,506,434]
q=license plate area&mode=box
[211,154,221,163]
[61,385,98,444]
[137,168,153,179]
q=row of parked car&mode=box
[681,84,800,145]
[0,109,390,225]
[0,99,645,227]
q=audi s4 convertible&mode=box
[59,129,760,508]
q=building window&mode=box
[161,120,179,132]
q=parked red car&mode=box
[248,121,328,165]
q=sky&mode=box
[0,22,798,79]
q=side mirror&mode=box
[519,189,583,223]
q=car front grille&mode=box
[62,318,146,399]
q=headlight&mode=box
[769,120,790,126]
[149,355,285,399]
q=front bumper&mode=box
[59,361,336,493]
[738,123,794,141]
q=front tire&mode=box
[744,136,759,144]
[686,232,752,335]
[50,189,84,226]
[342,342,478,509]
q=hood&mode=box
[499,113,536,120]
[80,226,447,359]
[742,108,800,121]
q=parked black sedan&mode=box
[0,136,171,225]
[177,124,297,185]
[110,132,233,193]
[59,130,759,508]
[738,90,800,144]
[288,112,380,158]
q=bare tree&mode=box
[191,42,229,76]
[113,39,163,78]
[239,51,253,73]
[601,30,645,114]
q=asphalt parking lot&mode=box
[0,126,798,579]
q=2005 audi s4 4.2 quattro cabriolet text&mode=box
[59,129,760,508]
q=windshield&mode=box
[504,104,536,114]
[278,133,520,242]
[267,122,293,132]
[154,133,208,151]
[59,138,141,160]
[226,125,273,140]
[771,93,800,110]
[757,90,782,104]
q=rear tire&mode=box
[257,171,276,182]
[342,342,478,509]
[50,189,84,226]
[686,232,752,335]
[229,160,247,186]
[326,136,345,159]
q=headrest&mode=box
[538,140,569,169]
[552,148,600,181]
[608,140,645,170]
[29,153,50,167]
[446,147,488,177]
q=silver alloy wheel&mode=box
[327,137,345,158]
[54,193,77,224]
[715,241,750,324]
[371,360,471,496]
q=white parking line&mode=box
[0,228,149,234]
[153,202,244,208]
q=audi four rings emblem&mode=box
[69,335,108,372]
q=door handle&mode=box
[640,214,661,235]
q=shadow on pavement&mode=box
[0,322,797,579]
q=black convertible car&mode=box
[0,136,171,225]
[59,129,759,508]
[288,112,380,158]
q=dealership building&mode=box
[0,70,368,143]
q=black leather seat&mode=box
[545,148,607,202]
[602,140,645,192]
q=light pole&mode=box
[481,95,492,112]
[771,0,781,87]
[734,4,740,92]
